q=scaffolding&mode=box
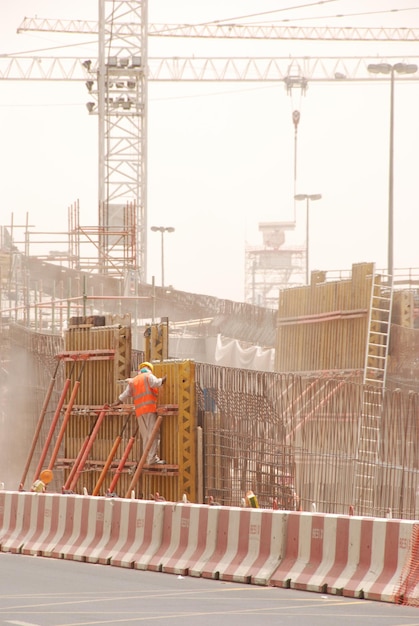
[3,204,138,284]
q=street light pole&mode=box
[150,226,175,287]
[388,65,395,283]
[367,62,418,282]
[294,193,322,285]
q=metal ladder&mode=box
[353,271,393,515]
[364,272,393,388]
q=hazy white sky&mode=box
[1,1,419,301]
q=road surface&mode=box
[1,552,419,625]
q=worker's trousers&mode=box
[138,412,160,464]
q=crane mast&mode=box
[90,0,147,278]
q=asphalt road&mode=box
[1,552,419,626]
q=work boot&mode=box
[149,456,166,465]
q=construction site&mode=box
[2,0,419,607]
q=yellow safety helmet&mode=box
[138,361,154,373]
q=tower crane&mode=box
[3,2,419,283]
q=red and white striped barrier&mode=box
[0,491,17,548]
[1,489,416,605]
[146,502,220,575]
[269,512,332,591]
[0,491,42,554]
[330,517,417,602]
[269,512,417,603]
[0,490,9,543]
[197,506,287,585]
[110,499,165,569]
[85,498,129,565]
[86,498,165,566]
[20,493,63,556]
[0,491,21,551]
[18,494,164,566]
[59,495,128,563]
[72,496,114,563]
[44,494,102,561]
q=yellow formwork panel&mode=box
[153,360,196,502]
[64,325,131,405]
[145,320,169,362]
[275,262,374,373]
[393,291,414,328]
[62,359,197,502]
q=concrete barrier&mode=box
[73,496,114,563]
[87,498,164,567]
[21,492,63,556]
[0,490,9,544]
[269,511,417,603]
[0,490,416,605]
[0,491,19,549]
[49,494,102,561]
[198,506,287,585]
[333,517,417,602]
[147,502,220,575]
[1,491,40,553]
[270,512,338,592]
[111,499,165,569]
[85,498,132,565]
[51,496,165,568]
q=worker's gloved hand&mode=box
[111,400,121,407]
[161,376,167,384]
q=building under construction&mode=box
[2,217,419,521]
[3,0,419,527]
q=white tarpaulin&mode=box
[206,334,275,371]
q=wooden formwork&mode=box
[148,360,196,502]
[275,262,374,373]
[392,290,414,328]
[64,321,131,405]
[145,319,169,362]
[60,318,197,501]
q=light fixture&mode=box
[151,226,175,234]
[85,80,94,92]
[82,60,92,71]
[86,102,96,113]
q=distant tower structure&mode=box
[245,222,305,308]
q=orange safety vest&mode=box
[130,372,159,418]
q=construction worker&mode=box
[112,362,167,465]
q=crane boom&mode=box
[2,55,419,82]
[17,17,419,42]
